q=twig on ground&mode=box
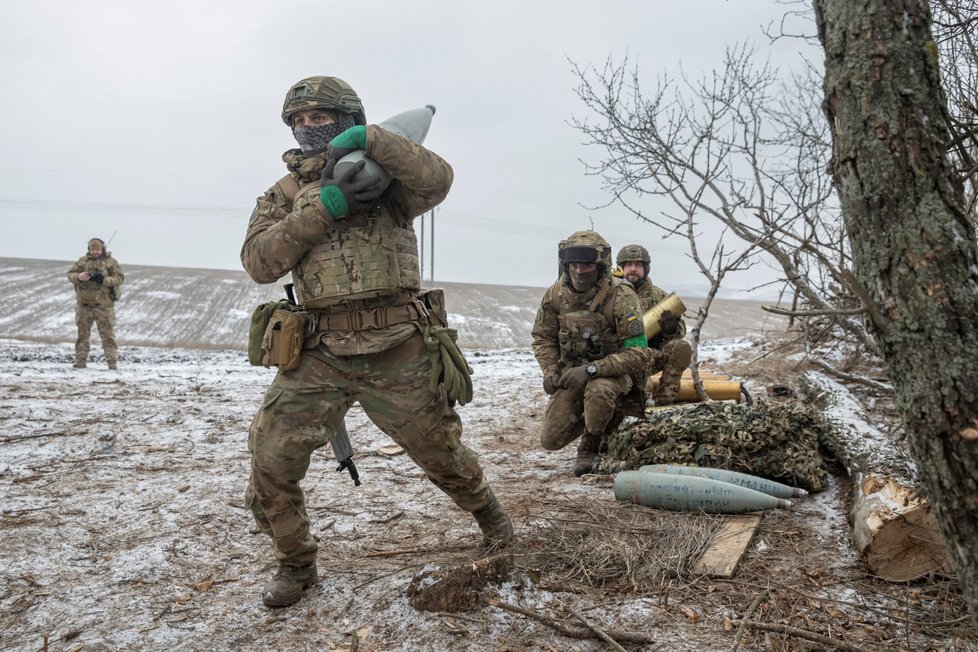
[0,431,75,444]
[724,577,968,628]
[434,612,488,624]
[363,544,468,558]
[730,620,873,651]
[489,599,655,645]
[352,563,417,591]
[567,605,628,652]
[731,590,768,652]
[368,510,404,524]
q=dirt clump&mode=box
[408,554,513,613]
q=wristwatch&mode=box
[585,362,598,378]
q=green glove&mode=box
[319,158,385,219]
[326,125,367,161]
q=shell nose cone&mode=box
[426,104,436,115]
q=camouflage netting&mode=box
[594,399,829,492]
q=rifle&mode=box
[331,420,361,487]
[284,283,361,487]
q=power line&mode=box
[0,196,681,258]
[0,197,243,216]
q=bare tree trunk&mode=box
[815,0,978,629]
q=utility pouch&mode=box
[78,288,101,304]
[418,288,448,326]
[261,309,308,371]
[248,300,292,366]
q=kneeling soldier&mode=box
[532,231,652,476]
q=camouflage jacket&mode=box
[67,253,124,306]
[632,278,686,349]
[532,274,651,378]
[241,125,452,355]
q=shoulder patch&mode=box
[627,317,644,336]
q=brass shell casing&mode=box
[647,379,743,402]
[642,293,687,339]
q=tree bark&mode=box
[814,0,978,629]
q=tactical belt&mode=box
[312,302,425,332]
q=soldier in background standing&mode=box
[531,231,653,476]
[67,238,124,370]
[616,244,691,405]
[241,75,512,609]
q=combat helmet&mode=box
[616,243,650,277]
[616,244,650,266]
[281,76,366,128]
[558,230,613,274]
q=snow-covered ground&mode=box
[1,258,972,651]
[3,337,972,651]
[0,338,739,651]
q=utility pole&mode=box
[419,212,425,286]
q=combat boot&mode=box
[261,563,318,608]
[107,361,117,370]
[472,492,514,548]
[73,361,86,369]
[573,433,602,477]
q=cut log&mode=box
[850,474,953,581]
[800,371,953,581]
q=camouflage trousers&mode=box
[539,374,632,451]
[246,331,491,566]
[648,339,692,403]
[74,302,117,365]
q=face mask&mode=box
[569,268,599,292]
[293,113,357,154]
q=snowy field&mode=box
[1,257,972,651]
[0,338,740,651]
[2,338,973,651]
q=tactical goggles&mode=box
[559,247,600,264]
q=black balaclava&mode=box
[294,113,357,155]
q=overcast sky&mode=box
[0,1,816,292]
